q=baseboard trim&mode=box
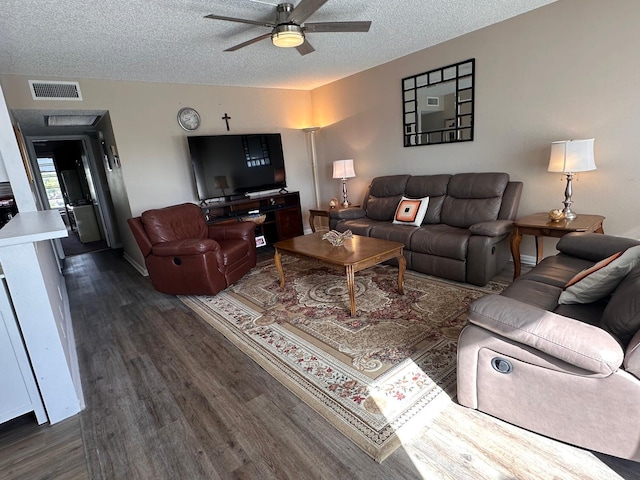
[519,254,537,266]
[123,252,148,276]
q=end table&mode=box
[309,205,360,233]
[511,213,605,279]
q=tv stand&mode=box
[201,191,303,246]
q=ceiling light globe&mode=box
[272,24,304,48]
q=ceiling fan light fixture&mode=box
[272,24,304,48]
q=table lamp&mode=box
[548,138,596,220]
[333,159,356,207]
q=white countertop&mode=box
[0,210,68,248]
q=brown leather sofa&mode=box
[329,173,522,286]
[457,232,640,461]
[128,203,256,295]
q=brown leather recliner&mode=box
[128,203,256,295]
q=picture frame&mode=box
[255,235,266,247]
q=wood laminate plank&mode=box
[0,414,88,480]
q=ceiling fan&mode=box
[204,0,371,55]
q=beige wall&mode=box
[311,0,640,257]
[0,76,314,267]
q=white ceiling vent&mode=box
[28,80,83,101]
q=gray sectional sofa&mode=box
[458,232,640,461]
[329,172,523,286]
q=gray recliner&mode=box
[457,233,640,462]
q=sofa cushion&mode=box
[601,264,640,346]
[365,195,403,221]
[409,224,469,261]
[364,175,410,221]
[447,172,509,198]
[333,218,384,237]
[369,223,417,246]
[501,279,562,311]
[405,175,450,224]
[524,255,598,288]
[369,174,410,197]
[393,196,429,226]
[554,303,608,328]
[559,245,640,304]
[440,173,509,228]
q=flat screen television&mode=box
[187,133,287,201]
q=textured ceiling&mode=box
[2,0,556,91]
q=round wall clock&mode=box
[177,107,201,131]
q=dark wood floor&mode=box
[1,249,639,479]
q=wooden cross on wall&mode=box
[222,113,231,131]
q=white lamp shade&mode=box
[332,159,356,179]
[548,139,596,173]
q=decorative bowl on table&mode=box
[548,209,565,222]
[322,229,352,246]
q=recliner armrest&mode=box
[468,294,624,375]
[328,207,366,221]
[151,238,220,256]
[469,219,513,237]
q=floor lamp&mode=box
[548,138,596,220]
[303,127,320,208]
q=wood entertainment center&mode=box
[201,191,303,246]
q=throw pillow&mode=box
[392,196,429,226]
[602,264,640,346]
[564,251,624,288]
[559,245,640,304]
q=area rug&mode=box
[180,257,506,462]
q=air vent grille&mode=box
[28,80,83,101]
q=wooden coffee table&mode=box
[273,232,406,317]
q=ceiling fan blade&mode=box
[296,40,315,56]
[204,14,274,28]
[224,33,272,52]
[304,21,371,33]
[287,0,329,25]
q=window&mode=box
[36,157,65,209]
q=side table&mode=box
[309,205,360,233]
[511,213,605,279]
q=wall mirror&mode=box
[402,58,475,147]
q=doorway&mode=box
[27,137,114,257]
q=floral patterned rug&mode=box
[180,256,505,462]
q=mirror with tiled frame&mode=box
[402,59,475,147]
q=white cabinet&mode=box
[0,279,46,425]
[0,210,83,424]
[68,204,101,243]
